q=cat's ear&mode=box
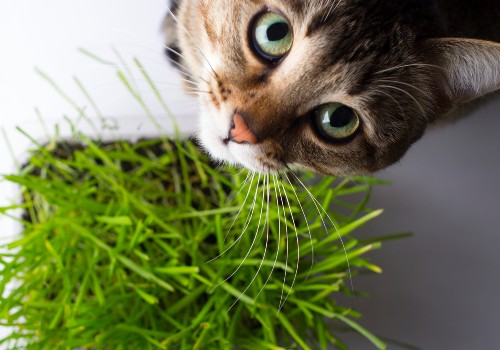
[423,38,500,104]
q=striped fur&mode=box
[164,0,500,175]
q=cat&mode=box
[163,0,500,176]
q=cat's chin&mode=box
[198,128,282,174]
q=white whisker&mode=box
[254,174,282,301]
[374,63,441,75]
[216,174,266,289]
[372,88,410,135]
[227,174,271,311]
[163,44,211,85]
[275,173,290,314]
[378,84,427,117]
[163,44,186,61]
[207,173,261,264]
[283,173,314,281]
[378,79,430,98]
[177,77,199,87]
[222,172,256,243]
[322,0,343,23]
[160,1,220,83]
[227,171,254,202]
[277,177,300,311]
[288,170,354,293]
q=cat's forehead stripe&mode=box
[248,0,307,14]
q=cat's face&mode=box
[168,0,500,175]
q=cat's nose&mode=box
[229,112,258,145]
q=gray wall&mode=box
[343,96,500,349]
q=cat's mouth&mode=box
[200,129,284,173]
[222,136,284,173]
[198,109,284,173]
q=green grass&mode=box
[0,53,391,349]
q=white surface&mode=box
[0,0,197,232]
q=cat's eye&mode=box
[251,11,293,61]
[314,103,360,142]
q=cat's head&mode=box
[165,0,500,175]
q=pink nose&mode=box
[230,113,258,144]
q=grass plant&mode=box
[0,52,392,349]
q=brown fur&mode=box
[164,0,500,175]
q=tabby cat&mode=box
[164,0,500,175]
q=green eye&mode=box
[314,103,360,141]
[252,11,293,61]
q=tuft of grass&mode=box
[0,137,386,349]
[0,52,391,349]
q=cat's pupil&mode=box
[251,13,293,60]
[330,106,354,127]
[266,22,289,41]
[314,103,360,141]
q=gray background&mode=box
[343,96,500,349]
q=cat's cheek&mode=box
[198,107,230,136]
[197,111,233,164]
